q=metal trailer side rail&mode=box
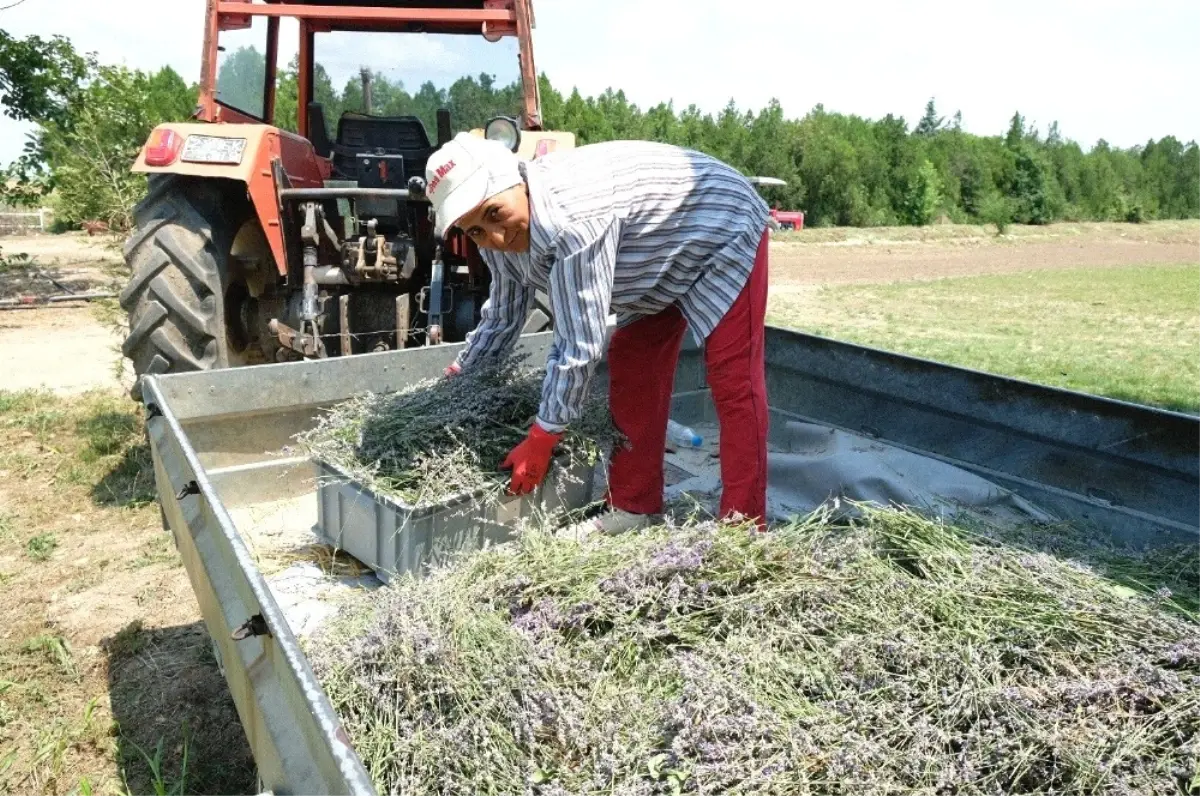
[755,326,1199,545]
[143,378,376,796]
[141,326,1198,795]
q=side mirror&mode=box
[484,116,521,153]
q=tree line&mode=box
[3,33,1197,231]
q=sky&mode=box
[2,0,1198,166]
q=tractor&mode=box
[748,176,805,231]
[120,0,572,397]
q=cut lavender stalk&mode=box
[295,352,620,510]
[305,505,1200,796]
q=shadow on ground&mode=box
[0,257,111,299]
[87,417,158,509]
[103,620,256,795]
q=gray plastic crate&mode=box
[313,456,598,583]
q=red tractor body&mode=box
[769,207,805,230]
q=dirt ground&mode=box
[1,232,133,395]
[768,220,1199,287]
[0,220,1196,794]
[3,221,1194,397]
[0,232,121,300]
[1,307,134,395]
[0,390,256,795]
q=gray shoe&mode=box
[562,508,656,540]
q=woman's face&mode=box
[455,183,531,253]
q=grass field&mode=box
[768,263,1200,413]
[0,391,253,795]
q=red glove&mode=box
[500,424,563,496]
[444,361,462,378]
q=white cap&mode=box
[425,132,523,238]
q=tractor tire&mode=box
[120,175,256,401]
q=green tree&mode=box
[1140,136,1198,219]
[11,32,1200,233]
[905,159,943,225]
[275,56,341,133]
[742,99,802,209]
[1008,145,1054,224]
[448,72,511,132]
[641,100,680,145]
[875,113,918,221]
[1005,112,1025,149]
[914,98,944,137]
[674,103,717,152]
[39,65,194,228]
[980,192,1015,233]
[0,31,88,126]
[1178,143,1200,218]
[0,31,91,205]
[593,88,644,140]
[538,73,565,129]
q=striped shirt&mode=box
[453,139,770,431]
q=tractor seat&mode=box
[330,112,435,182]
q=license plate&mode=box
[181,135,247,165]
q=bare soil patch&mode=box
[769,220,1200,286]
[1,231,132,395]
[0,307,133,395]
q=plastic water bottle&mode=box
[666,419,703,449]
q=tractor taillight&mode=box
[144,129,182,166]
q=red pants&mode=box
[606,229,769,529]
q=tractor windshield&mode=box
[308,31,524,139]
[216,17,272,120]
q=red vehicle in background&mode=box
[769,206,805,230]
[749,176,804,230]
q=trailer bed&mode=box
[141,327,1198,795]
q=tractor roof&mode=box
[748,176,788,187]
[285,0,494,7]
[234,0,529,35]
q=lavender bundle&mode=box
[296,353,619,508]
[307,506,1200,796]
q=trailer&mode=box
[140,325,1199,795]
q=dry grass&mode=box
[0,388,254,795]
